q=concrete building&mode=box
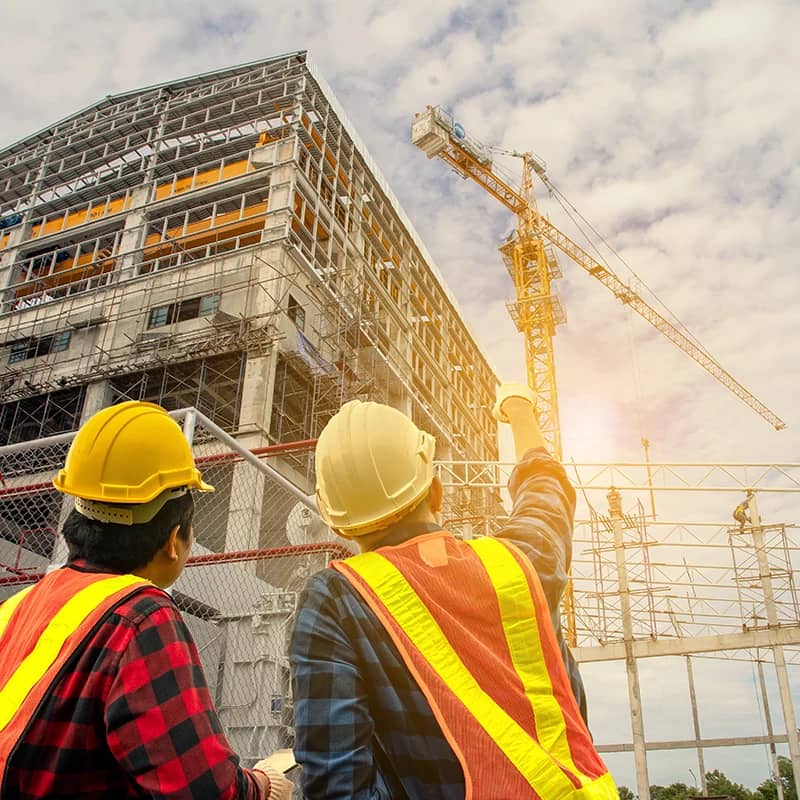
[0,51,500,541]
[0,52,499,759]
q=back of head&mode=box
[53,401,214,574]
[315,400,436,538]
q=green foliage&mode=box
[755,757,796,800]
[705,769,754,800]
[618,760,796,800]
[649,782,698,800]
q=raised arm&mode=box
[492,383,576,614]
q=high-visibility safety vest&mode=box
[332,532,618,800]
[0,568,152,784]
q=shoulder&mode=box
[297,567,359,616]
[110,586,190,645]
[112,585,179,624]
[293,566,377,642]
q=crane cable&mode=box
[538,172,722,363]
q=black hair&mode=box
[62,491,195,573]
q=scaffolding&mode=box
[0,52,499,472]
[435,457,800,798]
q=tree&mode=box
[618,786,635,800]
[755,757,797,800]
[650,782,697,800]
[706,768,754,800]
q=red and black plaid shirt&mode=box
[2,562,264,799]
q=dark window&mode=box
[148,293,220,329]
[6,330,72,364]
[287,294,305,332]
[178,297,201,322]
[148,304,172,328]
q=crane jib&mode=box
[410,106,786,432]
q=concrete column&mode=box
[224,464,266,559]
[223,351,278,556]
[262,148,297,245]
[685,656,707,795]
[237,350,279,437]
[749,495,800,792]
[757,653,786,800]
[115,186,151,275]
[49,380,112,568]
[608,487,650,800]
[0,223,29,301]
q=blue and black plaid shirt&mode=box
[289,448,584,799]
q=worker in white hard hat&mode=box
[289,384,617,800]
[0,401,293,800]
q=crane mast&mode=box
[411,106,786,432]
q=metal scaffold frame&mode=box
[0,53,499,466]
[435,458,800,799]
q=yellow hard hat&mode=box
[315,400,436,537]
[53,401,214,507]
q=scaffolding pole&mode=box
[608,487,650,800]
[750,494,800,793]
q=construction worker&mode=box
[733,490,754,532]
[289,384,617,799]
[0,401,293,800]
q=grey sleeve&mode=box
[494,446,577,615]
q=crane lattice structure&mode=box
[411,105,786,647]
[410,106,786,453]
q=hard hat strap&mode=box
[75,487,189,526]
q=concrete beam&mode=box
[574,625,800,663]
[598,734,789,753]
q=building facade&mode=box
[0,52,499,759]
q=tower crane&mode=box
[411,106,786,462]
[412,106,785,646]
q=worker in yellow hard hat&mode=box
[0,401,292,800]
[289,385,617,799]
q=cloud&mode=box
[2,0,798,788]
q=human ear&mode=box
[165,525,181,561]
[429,476,443,515]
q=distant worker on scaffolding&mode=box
[0,402,292,800]
[289,384,617,799]
[733,490,755,532]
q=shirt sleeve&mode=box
[290,575,390,800]
[495,446,577,614]
[104,594,263,800]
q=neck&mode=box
[359,519,442,552]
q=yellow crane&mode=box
[411,106,785,645]
[411,106,786,463]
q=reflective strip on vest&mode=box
[467,537,591,787]
[0,573,147,733]
[345,551,580,800]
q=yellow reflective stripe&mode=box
[0,585,35,641]
[468,538,590,786]
[347,551,578,800]
[0,574,147,733]
[573,771,619,800]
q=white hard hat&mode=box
[315,400,436,537]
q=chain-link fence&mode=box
[0,407,352,782]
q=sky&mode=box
[2,0,799,791]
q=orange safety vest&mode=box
[0,568,152,784]
[332,532,618,800]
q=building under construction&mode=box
[1,52,799,798]
[0,51,500,527]
[0,52,499,763]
